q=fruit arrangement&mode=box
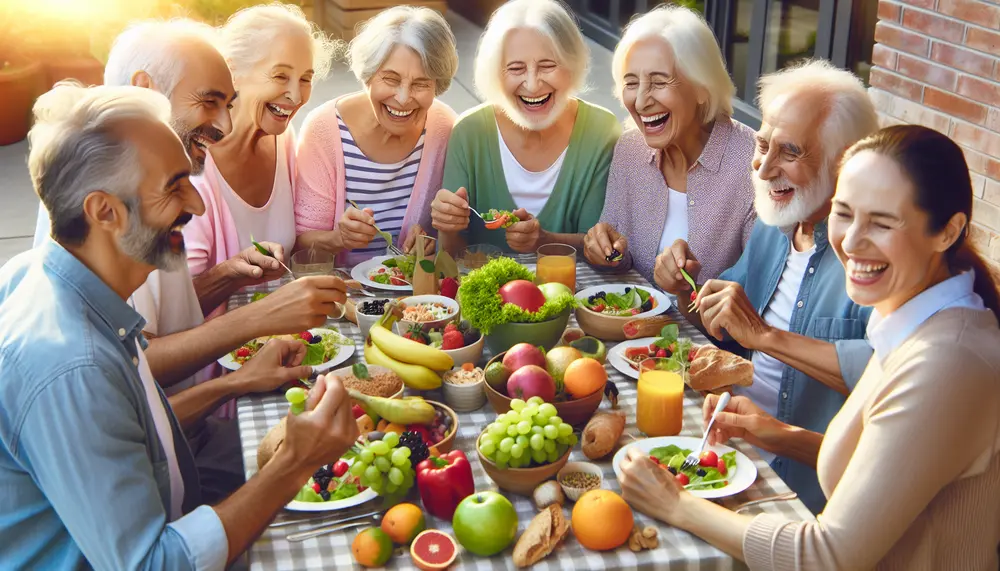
[364,307,453,390]
[486,343,610,404]
[294,461,363,503]
[349,430,418,500]
[351,390,456,451]
[401,321,481,351]
[477,397,578,470]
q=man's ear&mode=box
[81,191,128,237]
[132,70,154,90]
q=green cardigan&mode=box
[441,100,621,251]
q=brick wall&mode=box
[870,0,1000,266]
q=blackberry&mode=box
[667,466,677,475]
[319,490,331,501]
[696,469,707,477]
[317,476,332,491]
[359,299,390,316]
[399,431,429,465]
[312,466,329,480]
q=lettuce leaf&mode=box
[303,342,327,366]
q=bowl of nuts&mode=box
[556,461,604,502]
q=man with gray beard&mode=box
[654,61,878,514]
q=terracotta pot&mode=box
[44,57,104,88]
[0,61,45,146]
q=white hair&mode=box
[758,60,879,165]
[473,0,589,105]
[612,5,734,123]
[348,6,458,96]
[28,82,172,245]
[221,2,336,81]
[103,19,219,95]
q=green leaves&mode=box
[352,362,370,379]
[303,342,326,366]
[434,249,459,279]
[250,234,271,257]
[418,259,436,274]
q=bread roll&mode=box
[687,346,753,392]
[256,417,287,470]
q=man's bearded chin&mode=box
[498,91,569,132]
[118,200,187,272]
[752,165,833,228]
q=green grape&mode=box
[546,448,560,462]
[543,439,556,453]
[519,411,534,423]
[527,396,544,406]
[383,432,400,448]
[506,424,519,437]
[523,405,538,417]
[531,448,547,464]
[350,462,366,476]
[388,467,404,486]
[402,458,411,470]
[496,458,509,469]
[511,453,527,468]
[530,425,544,436]
[504,411,521,424]
[538,403,558,418]
[515,434,530,447]
[556,443,568,457]
[548,416,563,426]
[369,441,390,456]
[399,446,412,458]
[364,465,380,482]
[510,398,526,412]
[488,423,506,439]
[568,434,579,446]
[499,437,515,453]
[374,456,390,473]
[480,434,496,448]
[517,420,532,435]
[510,443,524,458]
[495,450,511,465]
[360,449,375,463]
[557,435,571,445]
[370,473,384,491]
[480,440,497,456]
[391,448,409,466]
[529,433,544,451]
[543,424,559,439]
[558,423,574,437]
[386,481,399,494]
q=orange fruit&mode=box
[410,529,459,571]
[381,503,426,545]
[563,358,608,399]
[352,527,393,567]
[571,490,633,551]
[384,422,407,435]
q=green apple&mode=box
[538,281,573,302]
[569,336,608,364]
[451,491,518,556]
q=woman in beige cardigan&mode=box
[619,125,1000,570]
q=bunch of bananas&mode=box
[365,323,453,390]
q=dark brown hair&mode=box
[841,124,1000,318]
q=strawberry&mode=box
[441,330,465,350]
[403,331,427,344]
[440,277,459,299]
[299,331,312,340]
[444,322,459,334]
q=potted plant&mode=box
[0,12,44,145]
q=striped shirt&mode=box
[339,114,425,266]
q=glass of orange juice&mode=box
[536,244,577,291]
[637,359,685,437]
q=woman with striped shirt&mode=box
[294,6,459,265]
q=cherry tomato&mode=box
[716,457,728,476]
[699,450,719,467]
[690,290,698,302]
[674,472,690,486]
[236,347,250,357]
[311,482,321,493]
[655,348,668,358]
[333,460,349,477]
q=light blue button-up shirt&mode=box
[0,241,227,570]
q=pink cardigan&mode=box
[294,95,455,264]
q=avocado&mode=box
[569,336,607,364]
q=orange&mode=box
[563,358,608,399]
[571,490,633,551]
[352,527,393,567]
[381,503,426,545]
[383,422,407,435]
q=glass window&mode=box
[724,0,755,99]
[761,0,821,75]
[845,0,878,85]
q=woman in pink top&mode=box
[619,126,1000,570]
[294,6,458,266]
[184,4,336,276]
[583,6,756,285]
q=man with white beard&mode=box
[654,60,879,514]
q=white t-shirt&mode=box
[497,122,567,217]
[657,187,690,253]
[219,141,297,255]
[135,340,185,521]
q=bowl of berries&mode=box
[424,401,459,453]
[575,284,671,341]
[397,321,484,368]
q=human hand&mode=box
[619,446,683,525]
[235,339,313,394]
[253,275,348,334]
[431,187,471,233]
[505,209,543,253]
[333,207,377,250]
[402,225,436,255]
[653,240,701,296]
[695,280,770,348]
[583,223,628,267]
[703,394,788,453]
[282,374,359,473]
[224,241,286,287]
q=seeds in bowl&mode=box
[560,472,600,490]
[444,364,484,386]
[339,368,403,398]
[402,302,455,323]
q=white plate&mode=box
[285,462,379,512]
[608,337,660,380]
[352,256,413,291]
[576,284,671,318]
[612,436,758,499]
[218,328,355,372]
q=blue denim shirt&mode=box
[719,220,874,513]
[0,241,227,570]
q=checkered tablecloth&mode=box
[232,260,814,570]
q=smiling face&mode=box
[621,37,702,149]
[829,150,961,314]
[233,30,315,135]
[365,44,436,137]
[498,27,572,130]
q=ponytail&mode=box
[951,242,1000,320]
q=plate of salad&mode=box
[576,284,670,318]
[352,255,414,291]
[612,436,757,499]
[608,324,693,379]
[287,457,378,512]
[218,328,355,372]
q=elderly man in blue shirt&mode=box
[654,60,879,513]
[0,83,357,570]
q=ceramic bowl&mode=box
[556,461,604,502]
[427,401,459,453]
[484,309,570,354]
[441,366,487,413]
[441,330,485,368]
[477,434,570,496]
[394,295,460,334]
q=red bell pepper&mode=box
[416,450,475,521]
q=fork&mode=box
[287,514,381,542]
[347,199,404,256]
[468,205,486,221]
[681,392,731,471]
[680,267,700,312]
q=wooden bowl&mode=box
[574,285,670,342]
[477,435,571,495]
[331,365,405,407]
[427,400,459,453]
[483,352,605,427]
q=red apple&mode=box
[499,280,546,313]
[506,365,556,402]
[502,343,546,372]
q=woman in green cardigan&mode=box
[430,0,621,255]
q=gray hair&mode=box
[758,60,879,165]
[28,82,173,245]
[104,18,219,95]
[474,0,589,104]
[221,2,336,81]
[348,6,459,96]
[613,5,734,123]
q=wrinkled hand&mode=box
[703,394,788,453]
[334,207,377,250]
[695,280,771,348]
[505,209,543,253]
[236,338,314,394]
[402,224,436,255]
[619,446,683,525]
[583,223,628,267]
[653,240,701,296]
[254,275,348,333]
[226,241,286,286]
[431,187,471,233]
[282,375,359,473]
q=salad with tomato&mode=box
[623,324,694,371]
[231,330,350,366]
[294,460,365,503]
[583,287,656,316]
[368,256,414,286]
[649,445,736,489]
[483,209,519,230]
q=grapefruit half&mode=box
[410,529,458,571]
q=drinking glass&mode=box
[535,243,577,291]
[290,249,346,319]
[637,358,685,437]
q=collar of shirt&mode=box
[777,219,830,250]
[40,238,146,345]
[867,270,985,362]
[646,115,732,173]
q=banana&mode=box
[348,389,436,425]
[365,337,443,390]
[369,323,454,371]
